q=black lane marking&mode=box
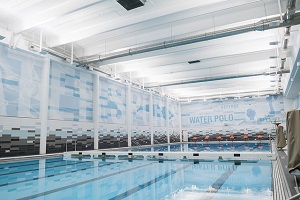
[109,163,193,200]
[0,160,92,176]
[17,162,156,200]
[201,164,235,200]
[0,162,116,187]
[0,158,64,170]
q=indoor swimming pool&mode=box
[0,157,272,200]
[130,142,270,153]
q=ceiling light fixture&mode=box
[117,0,145,11]
[188,60,201,64]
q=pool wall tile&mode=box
[131,126,151,145]
[46,120,94,153]
[153,127,168,144]
[98,123,128,149]
[0,116,41,157]
[170,129,180,143]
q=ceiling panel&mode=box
[0,0,298,100]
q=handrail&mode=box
[66,139,77,152]
[287,192,300,200]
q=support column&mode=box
[126,84,132,147]
[93,74,99,149]
[39,57,50,154]
[150,92,154,145]
[178,102,182,142]
[166,98,170,144]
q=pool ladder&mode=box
[66,139,77,152]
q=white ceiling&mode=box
[1,0,300,101]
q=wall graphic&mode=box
[169,100,179,128]
[0,45,43,118]
[99,78,126,124]
[153,95,166,127]
[48,61,93,121]
[131,88,150,126]
[181,95,285,135]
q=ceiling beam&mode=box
[15,0,105,33]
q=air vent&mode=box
[188,60,200,64]
[117,0,145,11]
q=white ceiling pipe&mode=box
[178,89,277,102]
[144,69,290,88]
[78,12,300,66]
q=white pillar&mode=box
[39,57,50,154]
[126,84,132,147]
[93,74,99,149]
[178,102,182,142]
[150,92,154,145]
[166,98,170,144]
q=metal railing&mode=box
[66,139,77,152]
[287,193,300,200]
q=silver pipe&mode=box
[283,38,289,49]
[178,89,276,102]
[278,0,284,21]
[280,58,287,69]
[285,26,291,36]
[79,16,286,65]
[145,69,290,88]
[286,0,296,20]
[79,12,300,65]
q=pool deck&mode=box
[273,144,300,200]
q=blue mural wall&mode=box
[99,77,126,124]
[292,95,300,109]
[48,61,93,121]
[168,99,179,128]
[0,45,43,156]
[181,95,285,136]
[0,45,43,118]
[131,88,150,126]
[153,95,166,127]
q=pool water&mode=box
[132,142,270,152]
[0,157,272,200]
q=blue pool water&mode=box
[131,142,270,152]
[0,157,272,200]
